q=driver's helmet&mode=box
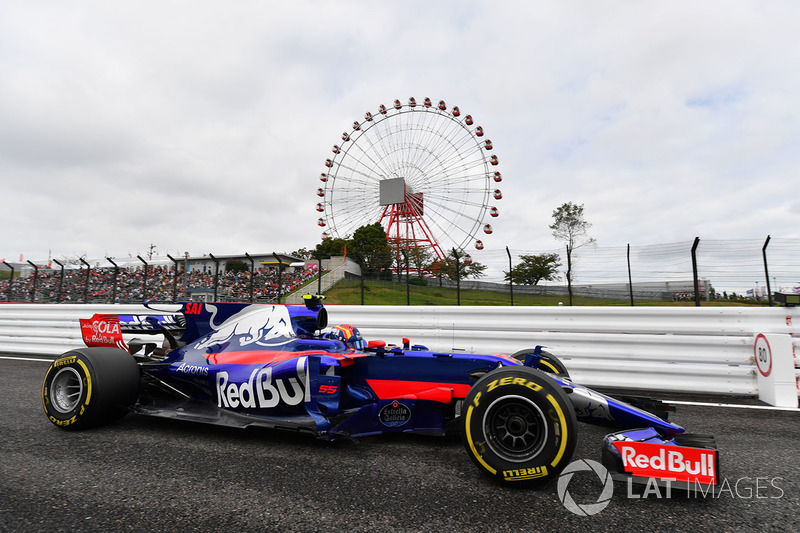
[325,324,366,350]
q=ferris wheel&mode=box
[315,97,502,262]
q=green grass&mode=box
[317,279,754,306]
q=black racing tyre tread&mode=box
[462,366,577,487]
[510,348,570,378]
[42,347,140,430]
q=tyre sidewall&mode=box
[510,348,570,378]
[463,367,577,487]
[42,348,139,430]
[539,351,569,377]
[42,352,94,429]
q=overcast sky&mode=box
[3,1,800,281]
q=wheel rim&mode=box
[50,367,84,413]
[483,395,547,462]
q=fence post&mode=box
[691,237,700,307]
[352,250,365,305]
[566,244,573,306]
[52,259,64,302]
[167,254,180,302]
[137,256,148,301]
[762,235,772,306]
[401,249,410,305]
[2,261,13,302]
[360,268,365,305]
[106,258,119,303]
[80,258,91,303]
[627,244,634,306]
[183,252,190,298]
[137,256,149,302]
[506,246,514,306]
[451,248,462,306]
[245,253,255,303]
[208,254,219,302]
[27,260,39,302]
[272,252,284,304]
[313,252,326,296]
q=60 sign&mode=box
[754,334,772,377]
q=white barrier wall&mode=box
[328,305,799,405]
[1,303,798,405]
[0,304,161,356]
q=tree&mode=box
[550,202,595,305]
[349,222,393,276]
[504,253,562,285]
[428,249,486,305]
[429,251,487,282]
[290,247,313,260]
[388,240,436,277]
[314,237,348,257]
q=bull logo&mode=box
[567,385,614,422]
[193,305,294,351]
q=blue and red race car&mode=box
[42,296,719,489]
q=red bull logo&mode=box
[612,441,717,485]
[215,357,309,409]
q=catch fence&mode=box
[2,237,798,305]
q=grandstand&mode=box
[0,253,319,304]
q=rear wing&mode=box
[117,314,185,334]
[80,313,184,350]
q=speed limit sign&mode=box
[753,333,797,407]
[754,333,772,377]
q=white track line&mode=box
[0,355,54,363]
[665,399,800,412]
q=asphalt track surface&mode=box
[1,356,798,533]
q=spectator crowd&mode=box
[0,264,319,303]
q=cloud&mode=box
[1,0,800,285]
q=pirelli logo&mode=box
[54,356,77,368]
[503,466,549,481]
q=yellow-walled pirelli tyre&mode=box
[42,348,140,430]
[510,348,570,378]
[462,366,577,487]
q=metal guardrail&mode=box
[0,304,159,356]
[1,303,797,402]
[318,305,800,399]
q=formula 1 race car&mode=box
[41,297,719,490]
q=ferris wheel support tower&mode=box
[379,177,445,262]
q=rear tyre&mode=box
[462,366,577,487]
[42,347,140,430]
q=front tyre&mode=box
[462,367,577,487]
[42,348,140,430]
[511,348,570,378]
